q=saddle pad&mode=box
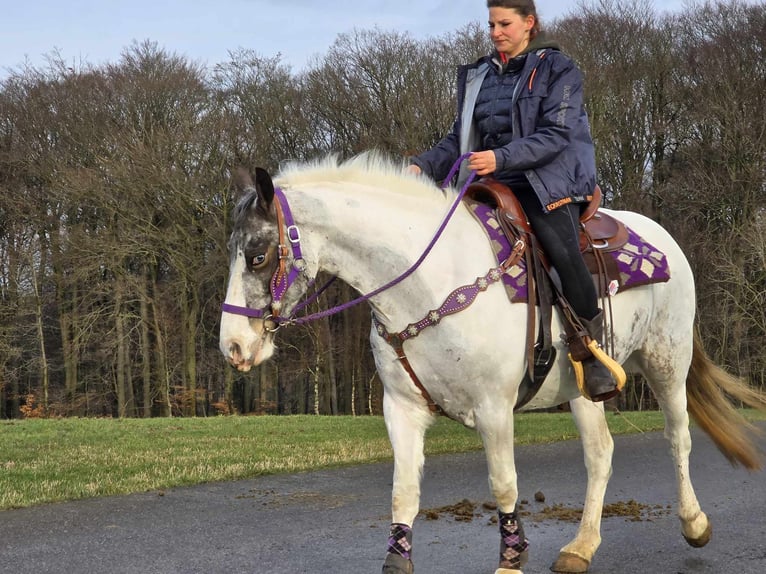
[467,203,671,303]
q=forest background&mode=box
[1,0,764,419]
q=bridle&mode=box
[220,186,308,331]
[220,154,477,330]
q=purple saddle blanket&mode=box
[467,202,671,303]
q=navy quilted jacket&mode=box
[411,35,597,213]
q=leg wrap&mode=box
[498,511,529,570]
[387,523,413,560]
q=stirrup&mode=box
[569,339,627,400]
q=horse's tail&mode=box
[686,330,766,470]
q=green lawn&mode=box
[0,410,758,511]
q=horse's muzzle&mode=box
[220,323,275,371]
[226,341,254,372]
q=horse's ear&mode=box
[254,167,275,207]
[233,166,255,200]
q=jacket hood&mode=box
[488,32,562,70]
[523,32,560,54]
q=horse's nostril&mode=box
[229,342,242,361]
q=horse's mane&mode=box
[274,152,452,204]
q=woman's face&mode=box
[488,7,535,58]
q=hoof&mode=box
[382,553,413,574]
[494,569,524,574]
[683,518,713,548]
[551,551,590,573]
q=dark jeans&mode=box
[514,188,599,320]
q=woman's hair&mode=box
[486,0,542,39]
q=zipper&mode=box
[527,49,548,92]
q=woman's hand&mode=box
[468,151,497,176]
[406,164,422,176]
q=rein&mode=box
[222,154,476,326]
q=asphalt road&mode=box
[1,423,765,574]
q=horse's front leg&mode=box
[477,404,529,574]
[382,392,432,574]
[551,397,614,573]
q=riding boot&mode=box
[579,311,621,402]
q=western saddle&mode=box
[464,178,628,254]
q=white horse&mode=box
[219,154,766,574]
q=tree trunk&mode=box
[182,283,199,416]
[224,367,234,414]
[318,316,338,415]
[31,245,49,414]
[48,216,79,414]
[59,296,78,411]
[151,274,171,417]
[139,271,153,417]
[115,284,127,418]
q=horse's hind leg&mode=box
[551,397,613,573]
[639,341,712,548]
[381,392,432,574]
[654,379,712,546]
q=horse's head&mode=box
[219,166,308,371]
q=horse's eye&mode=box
[251,254,267,267]
[246,252,268,271]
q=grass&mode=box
[0,410,761,511]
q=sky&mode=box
[1,0,691,79]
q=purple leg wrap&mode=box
[386,523,413,560]
[498,510,529,569]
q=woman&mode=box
[407,0,619,403]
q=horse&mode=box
[218,153,766,574]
